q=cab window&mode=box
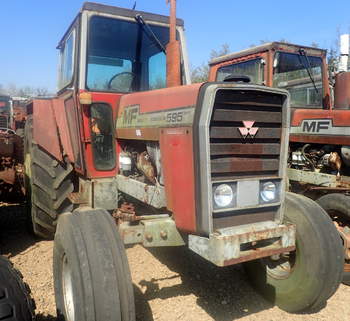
[58,30,75,90]
[216,59,264,84]
[86,15,170,93]
[273,52,323,108]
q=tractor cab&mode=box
[0,95,13,130]
[51,2,190,177]
[209,42,330,110]
[57,2,190,96]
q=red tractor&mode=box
[0,95,24,201]
[209,41,350,286]
[25,3,343,320]
[0,98,35,320]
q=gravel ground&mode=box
[0,206,349,321]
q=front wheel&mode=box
[316,193,350,286]
[0,256,35,320]
[53,208,135,321]
[244,192,344,313]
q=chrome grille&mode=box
[0,116,8,129]
[209,89,285,229]
[209,90,283,181]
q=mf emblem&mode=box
[238,121,259,138]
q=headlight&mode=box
[260,181,277,203]
[213,184,234,208]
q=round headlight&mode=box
[260,181,277,202]
[213,184,234,208]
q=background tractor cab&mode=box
[0,95,14,130]
[209,42,330,112]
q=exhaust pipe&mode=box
[166,0,181,87]
[339,34,349,72]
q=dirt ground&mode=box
[0,205,349,321]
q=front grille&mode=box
[209,89,285,231]
[194,84,288,235]
[0,116,8,128]
[209,89,283,181]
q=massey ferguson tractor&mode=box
[0,95,24,201]
[209,41,350,286]
[24,3,343,320]
[0,97,34,320]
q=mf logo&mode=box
[238,120,259,138]
[122,105,139,125]
[301,119,331,133]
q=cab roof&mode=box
[210,42,327,66]
[57,2,184,48]
[0,95,10,101]
[82,2,184,26]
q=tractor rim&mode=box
[62,254,75,321]
[264,250,296,280]
[24,152,31,180]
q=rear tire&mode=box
[316,193,350,286]
[244,192,343,313]
[24,116,73,239]
[0,255,35,320]
[53,208,135,321]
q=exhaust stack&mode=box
[339,34,349,72]
[166,0,181,87]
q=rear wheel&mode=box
[24,116,73,238]
[53,208,135,321]
[244,192,343,313]
[0,255,35,320]
[316,193,350,286]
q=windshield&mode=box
[87,15,171,92]
[273,52,323,108]
[216,59,264,84]
[0,100,10,115]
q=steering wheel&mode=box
[107,71,135,91]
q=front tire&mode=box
[316,193,350,286]
[0,256,35,320]
[53,208,135,321]
[244,192,343,313]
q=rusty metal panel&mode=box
[334,72,350,109]
[213,109,282,123]
[118,218,185,247]
[65,97,83,168]
[211,157,279,173]
[210,143,280,155]
[160,127,197,233]
[188,221,296,267]
[52,98,75,163]
[93,178,118,210]
[116,174,166,209]
[33,99,62,162]
[287,168,350,188]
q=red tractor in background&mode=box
[24,2,344,320]
[0,95,24,201]
[209,41,350,286]
[0,98,35,320]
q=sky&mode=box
[1,0,350,92]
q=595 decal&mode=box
[166,111,183,123]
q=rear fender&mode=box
[32,98,74,163]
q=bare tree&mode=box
[191,43,231,83]
[35,87,50,97]
[0,84,6,95]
